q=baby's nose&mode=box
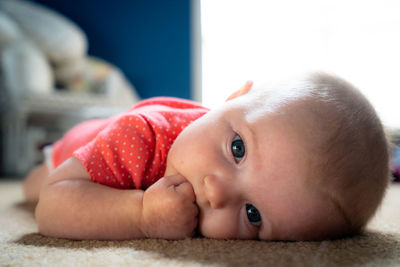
[204,175,230,209]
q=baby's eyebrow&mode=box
[247,123,257,148]
[242,120,258,159]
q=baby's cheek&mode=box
[198,211,238,239]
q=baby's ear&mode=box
[226,81,253,101]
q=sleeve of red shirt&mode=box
[52,118,111,169]
[73,113,155,189]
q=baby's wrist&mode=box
[138,190,151,238]
[123,189,149,239]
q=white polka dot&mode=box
[106,176,109,180]
[91,161,94,165]
[98,172,101,176]
[137,156,141,159]
[136,164,139,168]
[114,147,118,151]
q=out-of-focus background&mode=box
[0,0,197,177]
[0,0,399,179]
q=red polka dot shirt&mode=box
[51,97,209,189]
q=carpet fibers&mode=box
[0,180,399,267]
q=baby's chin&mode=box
[195,211,226,239]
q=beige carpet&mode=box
[0,180,399,267]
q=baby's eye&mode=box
[246,203,261,226]
[231,134,245,163]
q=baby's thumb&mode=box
[163,173,195,201]
[163,173,188,186]
[175,181,196,202]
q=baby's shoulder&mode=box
[132,97,206,111]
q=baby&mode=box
[23,72,390,241]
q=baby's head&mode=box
[165,72,390,240]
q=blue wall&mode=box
[35,0,192,99]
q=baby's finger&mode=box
[163,173,188,187]
[175,181,196,202]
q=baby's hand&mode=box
[140,174,198,239]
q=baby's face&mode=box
[165,90,343,240]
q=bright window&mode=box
[201,0,400,128]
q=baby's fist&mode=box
[141,174,198,239]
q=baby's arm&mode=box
[36,157,198,240]
[36,157,145,240]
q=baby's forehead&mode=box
[236,89,314,124]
